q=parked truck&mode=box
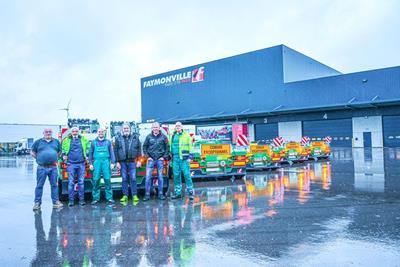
[14,138,34,155]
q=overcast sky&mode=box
[1,0,399,126]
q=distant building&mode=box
[0,123,63,152]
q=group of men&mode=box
[31,122,194,211]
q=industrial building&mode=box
[141,45,400,147]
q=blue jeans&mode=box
[35,165,59,204]
[67,163,86,202]
[120,161,137,196]
[145,159,164,196]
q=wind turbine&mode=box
[59,99,72,122]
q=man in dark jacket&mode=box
[115,123,142,205]
[142,122,169,201]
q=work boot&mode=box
[158,194,166,200]
[53,201,64,209]
[79,201,86,206]
[107,199,115,205]
[143,195,150,202]
[189,191,194,201]
[171,193,182,200]
[32,203,41,211]
[132,195,140,204]
[120,195,128,203]
[91,200,99,205]
[68,201,74,207]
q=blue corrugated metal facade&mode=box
[141,44,400,147]
[142,45,285,121]
[303,119,353,147]
[254,123,279,143]
[383,116,400,147]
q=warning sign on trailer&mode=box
[237,134,249,146]
[201,144,231,156]
[250,145,270,154]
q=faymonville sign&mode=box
[143,66,205,88]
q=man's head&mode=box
[43,128,53,140]
[71,127,79,138]
[122,123,131,136]
[97,128,105,139]
[152,122,160,135]
[175,121,183,133]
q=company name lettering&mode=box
[143,66,205,88]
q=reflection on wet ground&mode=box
[0,148,400,266]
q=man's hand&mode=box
[187,159,192,163]
[110,163,115,170]
[116,162,121,170]
[89,164,94,171]
[62,155,68,162]
[136,161,142,168]
[148,158,153,162]
[159,157,164,161]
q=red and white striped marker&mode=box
[325,136,331,144]
[273,137,284,147]
[237,134,249,146]
[189,133,196,143]
[61,128,71,141]
[301,136,310,146]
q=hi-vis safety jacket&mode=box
[62,134,90,159]
[168,130,194,160]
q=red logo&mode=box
[192,67,205,83]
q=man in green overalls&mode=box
[88,128,116,205]
[169,122,195,200]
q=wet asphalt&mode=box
[0,148,399,267]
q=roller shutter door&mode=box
[383,116,400,147]
[303,119,352,147]
[255,123,278,143]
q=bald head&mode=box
[175,121,183,133]
[43,128,53,140]
[97,128,105,139]
[152,122,160,136]
[71,127,79,138]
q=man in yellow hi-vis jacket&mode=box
[168,122,194,200]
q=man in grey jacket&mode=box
[115,123,142,204]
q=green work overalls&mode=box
[92,140,113,201]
